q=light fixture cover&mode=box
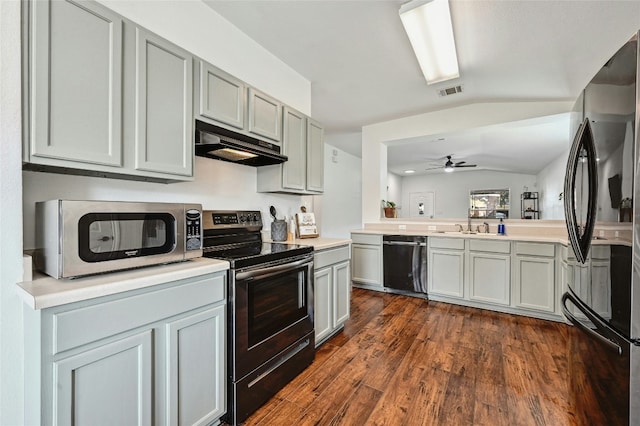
[399,0,460,85]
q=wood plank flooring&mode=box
[240,288,581,425]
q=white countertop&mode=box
[350,228,632,247]
[17,257,230,310]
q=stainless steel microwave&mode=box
[35,200,203,279]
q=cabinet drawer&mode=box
[351,233,382,245]
[315,245,350,269]
[469,239,510,254]
[515,242,555,257]
[52,273,225,354]
[430,237,465,250]
[591,245,611,260]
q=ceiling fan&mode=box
[425,155,477,172]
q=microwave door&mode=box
[564,118,598,264]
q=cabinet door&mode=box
[333,261,351,326]
[428,249,464,298]
[469,252,510,306]
[352,244,382,287]
[54,331,153,426]
[281,107,307,191]
[198,61,245,129]
[134,27,193,177]
[247,88,282,142]
[513,256,555,313]
[30,0,123,166]
[165,305,226,426]
[591,260,612,320]
[306,119,325,193]
[314,267,333,344]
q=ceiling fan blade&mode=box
[455,164,477,168]
[424,166,443,171]
[454,161,466,166]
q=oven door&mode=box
[231,254,314,380]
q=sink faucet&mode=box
[467,212,472,232]
[483,222,489,233]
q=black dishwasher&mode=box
[382,235,427,294]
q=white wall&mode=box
[386,172,403,212]
[536,149,569,220]
[361,101,575,223]
[313,144,362,238]
[400,170,537,219]
[0,1,24,424]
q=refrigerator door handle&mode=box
[561,290,629,356]
[563,118,598,264]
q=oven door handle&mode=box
[236,258,312,281]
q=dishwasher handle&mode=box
[383,240,426,247]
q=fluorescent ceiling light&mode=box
[399,0,460,85]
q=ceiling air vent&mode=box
[437,85,464,97]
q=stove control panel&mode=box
[203,210,263,230]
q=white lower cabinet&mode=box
[351,233,383,288]
[25,272,227,426]
[314,245,351,346]
[428,237,465,298]
[468,239,511,306]
[513,242,556,313]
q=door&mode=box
[133,27,193,177]
[30,0,123,166]
[54,331,153,425]
[306,119,325,192]
[247,88,282,142]
[232,256,314,379]
[282,107,307,191]
[314,267,333,343]
[198,61,245,129]
[165,306,226,426]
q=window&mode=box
[469,189,510,219]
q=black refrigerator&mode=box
[561,32,640,425]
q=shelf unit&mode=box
[521,192,539,219]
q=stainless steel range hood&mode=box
[194,120,287,166]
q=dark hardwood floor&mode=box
[242,287,582,425]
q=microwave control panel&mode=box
[185,209,202,251]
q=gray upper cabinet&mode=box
[306,118,325,193]
[281,107,307,191]
[24,0,193,182]
[257,108,325,194]
[131,27,193,177]
[197,61,245,129]
[248,88,283,142]
[29,0,123,167]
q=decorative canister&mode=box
[271,220,287,241]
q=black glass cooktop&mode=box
[203,241,313,269]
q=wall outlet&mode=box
[427,225,436,231]
[398,224,407,230]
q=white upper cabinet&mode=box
[131,27,193,177]
[247,88,282,142]
[197,61,245,130]
[29,0,123,167]
[25,0,194,182]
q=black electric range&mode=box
[200,210,312,268]
[200,210,316,426]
